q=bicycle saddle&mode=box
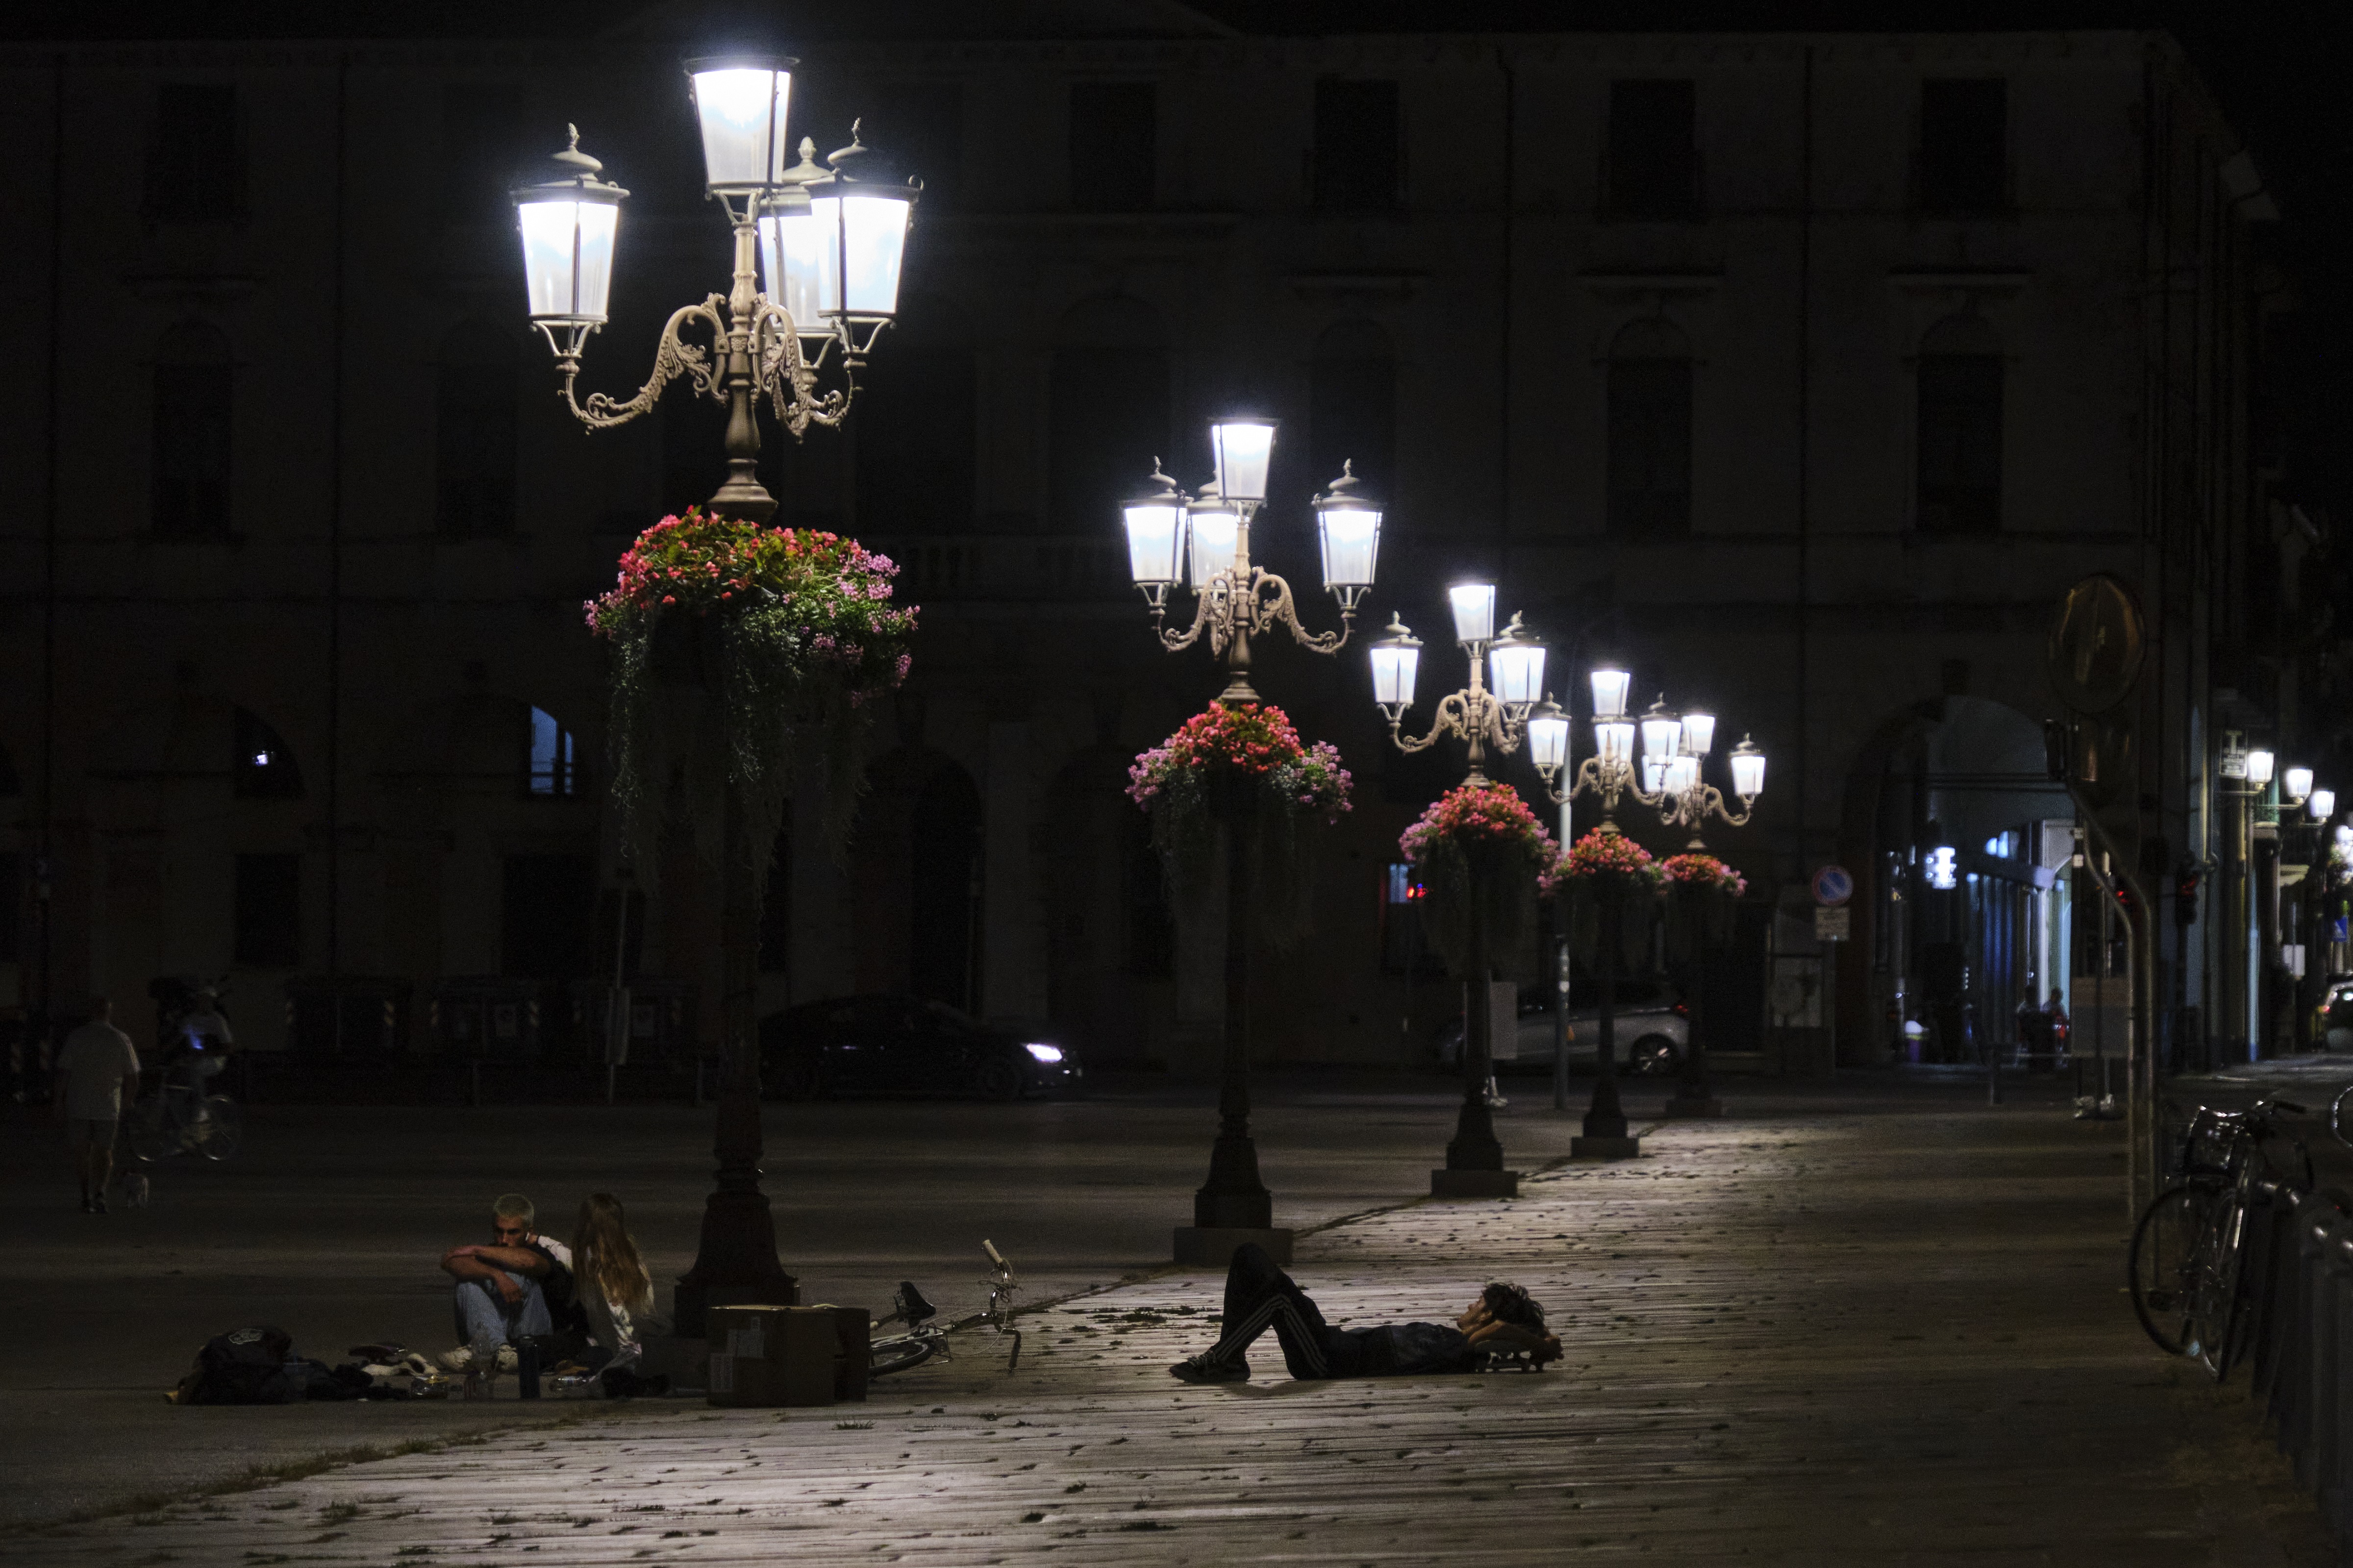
[895,1282,936,1325]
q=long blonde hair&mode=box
[571,1193,653,1316]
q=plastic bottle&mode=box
[518,1339,541,1399]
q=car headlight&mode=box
[1023,1043,1064,1064]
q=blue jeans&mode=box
[451,1275,551,1347]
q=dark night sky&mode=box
[8,0,2347,518]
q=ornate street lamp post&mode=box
[511,58,916,1334]
[1526,669,1661,1157]
[1372,590,1546,1197]
[1645,723,1766,1116]
[1121,425,1377,1264]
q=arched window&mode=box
[436,323,519,538]
[853,293,976,533]
[1048,297,1169,535]
[1309,320,1396,498]
[233,706,303,799]
[1606,316,1692,539]
[525,706,583,798]
[1916,313,2003,533]
[153,322,234,538]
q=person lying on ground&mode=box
[1169,1242,1561,1384]
[569,1191,668,1372]
[54,996,139,1214]
[438,1192,589,1371]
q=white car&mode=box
[1436,982,1691,1075]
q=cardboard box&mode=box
[706,1305,841,1408]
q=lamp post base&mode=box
[1569,1134,1643,1159]
[1429,1168,1521,1198]
[1174,1226,1294,1268]
[1660,1095,1724,1118]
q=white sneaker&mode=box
[495,1344,520,1373]
[437,1346,475,1372]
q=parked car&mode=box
[2314,976,2353,1050]
[759,995,1082,1101]
[1435,981,1689,1075]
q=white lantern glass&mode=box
[1370,640,1421,711]
[1680,711,1717,756]
[1729,745,1767,799]
[1122,499,1185,588]
[689,63,792,193]
[1487,641,1546,708]
[1187,503,1240,587]
[518,196,620,324]
[2336,823,2353,849]
[1210,419,1277,504]
[1448,584,1497,646]
[754,196,828,334]
[1590,668,1631,720]
[1528,709,1569,773]
[806,188,913,321]
[1665,755,1700,795]
[1596,719,1636,764]
[2312,789,2337,821]
[1641,710,1682,762]
[2286,766,2315,802]
[1316,500,1380,591]
[1643,758,1669,795]
[2249,749,2277,787]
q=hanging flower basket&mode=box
[586,506,919,884]
[1560,825,1662,971]
[1127,702,1352,945]
[1397,780,1564,974]
[1660,851,1747,965]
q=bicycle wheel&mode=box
[125,1097,181,1165]
[2130,1184,2217,1355]
[869,1334,941,1378]
[192,1097,244,1162]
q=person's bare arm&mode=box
[441,1247,528,1305]
[1466,1319,1562,1361]
[467,1244,552,1278]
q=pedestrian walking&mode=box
[53,997,140,1214]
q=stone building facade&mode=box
[0,14,2287,1075]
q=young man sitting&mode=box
[1170,1243,1560,1384]
[438,1192,588,1372]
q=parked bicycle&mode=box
[867,1240,1023,1379]
[2128,1095,2308,1378]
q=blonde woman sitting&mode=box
[570,1193,666,1375]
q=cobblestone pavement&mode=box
[14,1081,2334,1566]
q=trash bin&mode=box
[430,976,542,1064]
[283,975,414,1055]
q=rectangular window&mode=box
[152,362,233,538]
[501,854,594,976]
[0,852,20,964]
[1606,359,1694,537]
[1917,354,2003,532]
[1311,78,1401,213]
[1918,79,2007,215]
[146,83,242,224]
[1605,80,1699,219]
[234,853,301,967]
[758,833,792,974]
[1069,81,1156,212]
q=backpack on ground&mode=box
[174,1325,298,1406]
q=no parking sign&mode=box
[1810,865,1853,907]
